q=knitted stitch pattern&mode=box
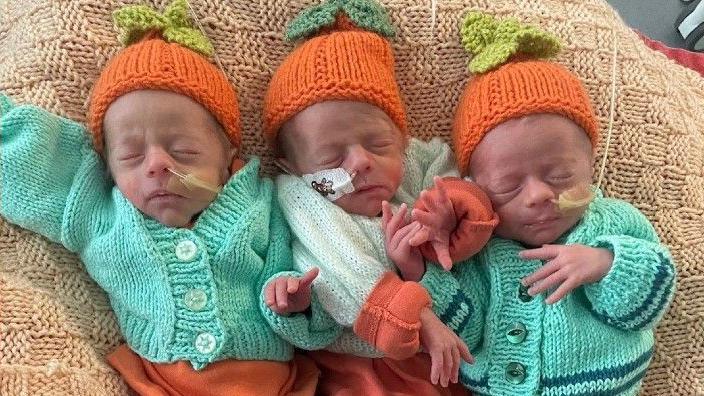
[264,138,457,357]
[262,0,407,146]
[452,12,599,173]
[1,96,296,370]
[1,1,702,394]
[88,0,241,152]
[421,194,676,396]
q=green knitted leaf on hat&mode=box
[285,0,395,42]
[341,0,395,37]
[460,11,561,74]
[113,0,214,57]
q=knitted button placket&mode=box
[175,240,198,261]
[505,362,526,384]
[518,284,533,302]
[194,332,217,354]
[184,289,207,311]
[507,322,527,344]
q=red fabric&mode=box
[308,350,469,396]
[353,272,431,360]
[107,344,319,396]
[637,31,704,76]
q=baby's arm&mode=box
[412,177,498,268]
[0,94,110,251]
[258,204,344,350]
[580,201,676,331]
[524,199,676,331]
[419,259,489,352]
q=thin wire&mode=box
[596,31,619,190]
[184,0,227,75]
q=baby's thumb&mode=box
[299,267,319,289]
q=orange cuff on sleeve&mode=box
[415,177,499,264]
[353,272,431,360]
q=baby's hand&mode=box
[420,308,474,387]
[264,268,319,314]
[381,201,425,282]
[520,244,614,304]
[410,176,457,271]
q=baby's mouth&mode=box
[526,216,561,227]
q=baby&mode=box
[0,1,318,395]
[258,1,497,395]
[414,13,677,396]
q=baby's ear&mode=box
[224,145,240,179]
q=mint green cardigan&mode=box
[0,95,296,369]
[421,193,676,396]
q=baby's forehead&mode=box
[103,92,225,144]
[281,101,401,148]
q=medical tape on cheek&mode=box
[302,167,356,202]
[166,168,223,202]
[552,183,595,214]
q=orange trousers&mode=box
[107,344,319,396]
[308,350,469,396]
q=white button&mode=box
[175,240,197,261]
[184,289,207,311]
[194,332,216,354]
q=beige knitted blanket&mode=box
[1,1,702,394]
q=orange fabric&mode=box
[309,350,469,396]
[263,15,406,148]
[88,36,241,152]
[353,272,431,360]
[414,177,499,264]
[107,344,319,396]
[452,60,599,174]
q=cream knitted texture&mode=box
[1,1,703,394]
[275,138,457,356]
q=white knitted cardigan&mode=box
[276,138,459,356]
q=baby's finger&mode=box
[387,204,408,237]
[264,282,276,307]
[275,280,289,311]
[390,222,422,252]
[519,244,561,261]
[527,265,567,296]
[299,267,319,289]
[434,177,451,207]
[420,189,439,213]
[287,277,300,294]
[381,201,391,229]
[408,225,431,246]
[522,259,561,287]
[545,277,578,304]
[411,208,435,227]
[458,338,473,364]
[430,350,443,385]
[441,347,452,387]
[434,241,453,271]
[451,345,460,384]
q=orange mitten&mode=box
[415,177,498,264]
[353,272,431,360]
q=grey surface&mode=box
[606,0,691,48]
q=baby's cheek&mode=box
[114,175,144,208]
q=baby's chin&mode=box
[142,206,198,228]
[335,194,394,217]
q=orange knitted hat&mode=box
[263,0,406,148]
[88,0,240,152]
[453,12,599,174]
